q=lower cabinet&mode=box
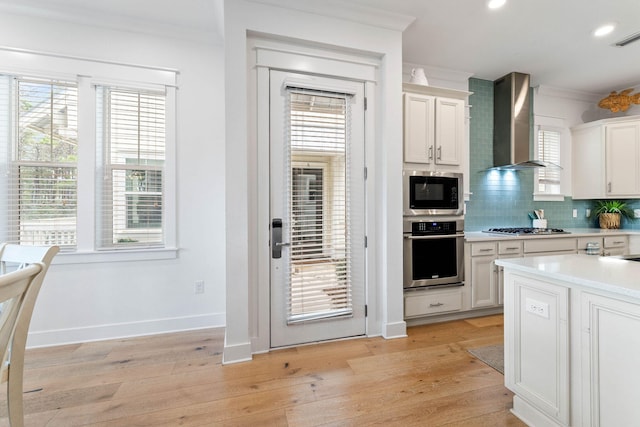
[468,240,523,308]
[504,273,570,425]
[603,235,628,256]
[503,269,640,426]
[580,292,640,426]
[469,241,498,308]
[404,287,463,318]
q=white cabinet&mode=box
[500,255,640,427]
[603,235,628,256]
[580,292,640,426]
[605,121,640,196]
[572,116,640,199]
[577,236,603,255]
[576,235,628,256]
[404,287,463,318]
[504,272,570,426]
[497,241,523,305]
[469,242,498,308]
[522,237,577,256]
[404,92,435,164]
[403,84,468,171]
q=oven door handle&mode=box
[404,234,463,240]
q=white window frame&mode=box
[534,115,568,202]
[0,47,177,264]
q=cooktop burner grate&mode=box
[483,227,569,236]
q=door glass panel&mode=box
[286,90,352,323]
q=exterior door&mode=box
[269,70,366,348]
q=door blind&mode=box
[285,88,353,323]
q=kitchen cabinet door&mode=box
[434,97,464,166]
[571,124,605,199]
[470,242,498,308]
[605,122,640,196]
[404,92,435,164]
[581,292,640,426]
[504,272,570,426]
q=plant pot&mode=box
[599,212,621,229]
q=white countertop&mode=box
[464,228,639,242]
[496,254,640,300]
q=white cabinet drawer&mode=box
[577,237,603,251]
[471,242,497,256]
[524,238,577,254]
[499,241,523,256]
[404,289,463,317]
[604,235,628,248]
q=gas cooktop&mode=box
[483,227,570,236]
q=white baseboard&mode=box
[222,338,252,365]
[26,312,226,348]
[383,320,407,339]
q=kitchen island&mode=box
[497,254,640,427]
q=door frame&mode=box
[251,37,379,353]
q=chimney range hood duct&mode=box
[491,72,552,170]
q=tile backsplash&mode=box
[464,78,640,231]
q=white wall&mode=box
[0,12,227,346]
[224,0,410,363]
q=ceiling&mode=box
[1,0,639,95]
[343,0,640,95]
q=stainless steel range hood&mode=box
[491,72,551,170]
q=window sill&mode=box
[54,247,179,265]
[533,193,566,202]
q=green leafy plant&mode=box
[590,200,635,220]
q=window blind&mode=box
[0,76,78,248]
[537,128,561,194]
[285,89,353,323]
[96,87,165,249]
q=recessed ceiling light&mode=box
[594,23,616,37]
[488,0,506,9]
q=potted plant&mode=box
[590,200,635,229]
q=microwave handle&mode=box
[404,234,463,240]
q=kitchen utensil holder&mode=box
[532,219,547,228]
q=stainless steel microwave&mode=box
[403,170,463,216]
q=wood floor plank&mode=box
[0,315,525,427]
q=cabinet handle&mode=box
[428,146,434,160]
[612,240,625,245]
[479,248,493,252]
[505,247,519,250]
[608,182,612,192]
[437,146,442,160]
[429,302,444,307]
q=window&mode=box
[536,127,561,193]
[0,76,78,248]
[0,48,176,260]
[96,88,166,249]
[533,122,569,201]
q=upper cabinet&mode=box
[403,83,471,196]
[605,121,640,196]
[572,116,640,199]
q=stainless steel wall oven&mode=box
[403,218,464,289]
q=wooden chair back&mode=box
[0,244,59,427]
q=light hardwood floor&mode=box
[0,314,525,426]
